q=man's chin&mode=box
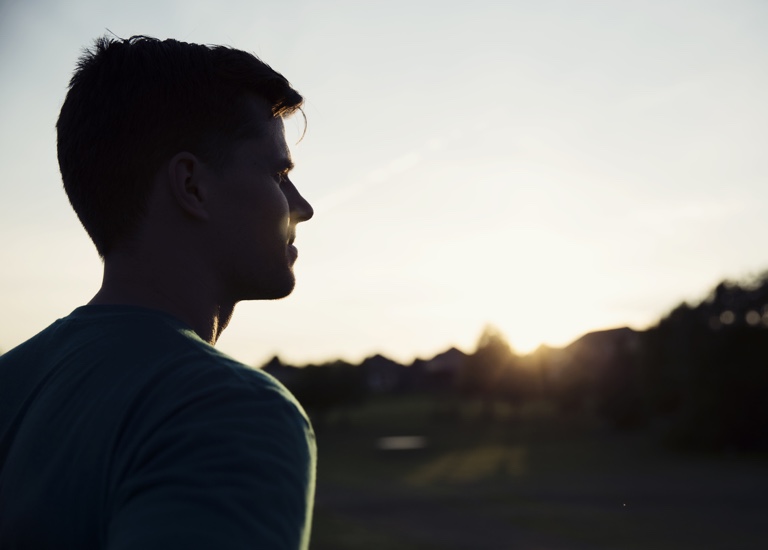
[247,272,296,301]
[263,282,295,301]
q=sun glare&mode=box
[430,225,619,355]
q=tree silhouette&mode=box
[595,271,768,450]
[458,325,519,420]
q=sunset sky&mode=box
[1,0,767,366]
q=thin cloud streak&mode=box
[312,128,469,212]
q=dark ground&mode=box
[309,396,768,550]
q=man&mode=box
[0,35,315,549]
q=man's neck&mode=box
[90,255,234,345]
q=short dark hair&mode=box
[56,35,304,257]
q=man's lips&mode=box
[287,227,298,262]
[287,244,298,263]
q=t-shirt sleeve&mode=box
[105,366,316,550]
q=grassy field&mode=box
[309,394,768,550]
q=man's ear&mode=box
[167,152,211,221]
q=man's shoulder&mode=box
[84,306,312,428]
[156,336,309,424]
[0,305,311,434]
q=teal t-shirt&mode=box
[0,305,315,549]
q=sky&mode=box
[1,0,767,366]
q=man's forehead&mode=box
[227,95,294,165]
[237,116,291,166]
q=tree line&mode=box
[263,272,768,451]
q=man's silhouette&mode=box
[0,35,315,549]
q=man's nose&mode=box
[287,181,314,223]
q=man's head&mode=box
[196,99,313,301]
[57,35,306,259]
